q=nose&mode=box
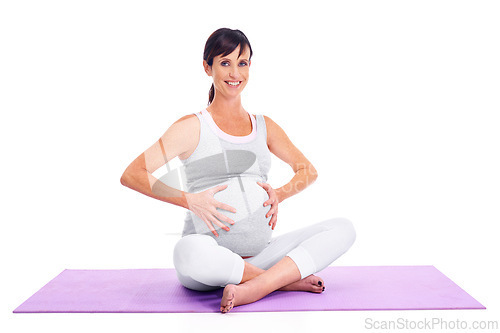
[228,64,241,79]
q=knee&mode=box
[173,234,217,273]
[322,217,357,247]
[338,218,356,248]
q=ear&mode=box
[203,60,212,76]
[248,60,251,67]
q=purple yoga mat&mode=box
[13,266,485,313]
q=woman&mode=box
[120,28,356,313]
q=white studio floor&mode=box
[4,231,499,333]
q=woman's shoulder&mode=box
[160,113,201,145]
[163,113,201,161]
[260,114,279,131]
[170,112,201,131]
[174,112,199,124]
[259,114,290,145]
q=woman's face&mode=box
[204,44,251,99]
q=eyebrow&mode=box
[220,58,249,62]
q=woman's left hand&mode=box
[256,181,279,230]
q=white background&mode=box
[1,0,499,332]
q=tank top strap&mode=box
[192,110,223,143]
[255,114,267,143]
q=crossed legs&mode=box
[173,217,356,313]
[240,259,325,292]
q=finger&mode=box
[258,182,270,191]
[271,215,278,230]
[213,210,235,225]
[268,207,278,223]
[202,217,219,237]
[200,213,225,235]
[208,214,230,232]
[213,184,229,193]
[214,200,237,214]
[211,218,230,232]
[263,198,275,207]
[266,207,275,219]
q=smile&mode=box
[225,81,242,87]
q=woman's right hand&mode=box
[185,184,237,237]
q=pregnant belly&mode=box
[189,177,273,256]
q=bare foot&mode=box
[220,275,325,313]
[220,284,237,313]
[279,274,325,293]
[220,282,262,313]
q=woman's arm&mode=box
[120,153,189,209]
[264,115,318,203]
[120,114,238,235]
[120,115,199,209]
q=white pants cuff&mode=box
[225,253,245,286]
[287,246,317,280]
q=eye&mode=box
[221,61,229,66]
[239,62,248,67]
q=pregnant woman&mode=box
[120,28,356,313]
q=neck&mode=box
[207,94,246,118]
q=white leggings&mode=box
[173,217,356,291]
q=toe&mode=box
[220,304,233,313]
[220,285,237,313]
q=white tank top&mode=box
[179,109,273,256]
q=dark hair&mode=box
[203,28,253,105]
